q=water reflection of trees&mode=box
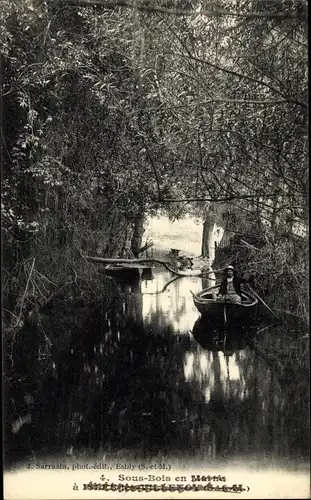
[140,270,202,333]
[187,317,309,462]
[4,278,309,468]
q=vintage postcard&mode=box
[2,0,309,498]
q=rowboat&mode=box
[192,285,258,323]
[104,263,151,271]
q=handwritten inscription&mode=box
[82,481,249,493]
[79,469,250,493]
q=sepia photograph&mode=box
[1,0,309,498]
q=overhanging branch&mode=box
[60,0,306,19]
[178,53,306,107]
[160,194,277,203]
[166,25,306,108]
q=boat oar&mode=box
[256,323,275,335]
[224,303,227,326]
[246,284,279,319]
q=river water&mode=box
[4,268,309,476]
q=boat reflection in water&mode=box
[187,315,264,411]
[191,315,257,353]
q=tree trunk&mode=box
[218,229,231,248]
[201,216,214,258]
[119,223,135,258]
[131,212,145,257]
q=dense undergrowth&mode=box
[2,236,114,343]
[215,226,309,325]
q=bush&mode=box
[215,228,309,324]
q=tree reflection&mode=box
[187,316,309,462]
[4,274,309,469]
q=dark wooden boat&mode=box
[104,263,151,271]
[192,285,258,323]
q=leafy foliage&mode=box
[1,0,308,325]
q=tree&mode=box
[1,0,308,323]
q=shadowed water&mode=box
[4,269,309,471]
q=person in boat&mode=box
[215,265,245,304]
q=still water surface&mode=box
[4,269,309,471]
